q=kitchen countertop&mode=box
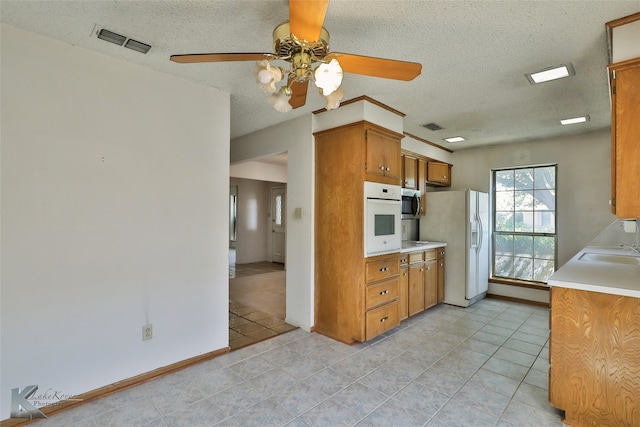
[548,245,640,298]
[400,240,447,253]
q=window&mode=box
[275,194,283,226]
[493,165,557,283]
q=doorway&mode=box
[228,156,291,349]
[271,186,286,263]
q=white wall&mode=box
[0,25,230,419]
[401,134,453,165]
[451,130,616,301]
[231,115,314,331]
[230,161,287,183]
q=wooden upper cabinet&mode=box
[402,155,417,189]
[365,125,402,185]
[609,57,640,218]
[426,161,451,186]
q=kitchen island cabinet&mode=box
[548,245,640,427]
[549,287,640,427]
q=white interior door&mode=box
[271,187,286,264]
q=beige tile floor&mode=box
[32,298,564,426]
[228,250,294,350]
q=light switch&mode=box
[294,208,303,219]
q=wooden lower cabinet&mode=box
[437,248,445,303]
[549,286,640,427]
[399,263,409,321]
[424,258,438,309]
[365,301,399,341]
[408,261,425,316]
[398,247,445,319]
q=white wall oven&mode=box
[364,181,402,257]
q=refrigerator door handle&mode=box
[477,213,483,253]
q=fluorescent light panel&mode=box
[526,63,575,84]
[560,115,589,125]
[444,136,465,143]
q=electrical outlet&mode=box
[142,324,152,341]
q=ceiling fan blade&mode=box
[289,0,329,42]
[327,52,422,81]
[288,78,309,109]
[170,53,275,63]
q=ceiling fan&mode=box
[170,0,422,112]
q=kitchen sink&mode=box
[579,252,640,266]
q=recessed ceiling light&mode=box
[444,136,465,143]
[560,115,590,125]
[526,63,575,84]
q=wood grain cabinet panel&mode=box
[399,264,409,321]
[424,258,438,309]
[408,262,425,316]
[437,249,445,303]
[366,278,399,310]
[609,58,640,218]
[402,154,417,189]
[314,121,403,343]
[426,161,451,186]
[550,287,640,427]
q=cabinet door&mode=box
[408,262,425,316]
[611,59,640,218]
[437,253,445,303]
[418,159,427,215]
[365,129,388,181]
[424,258,438,309]
[384,135,401,182]
[427,162,451,186]
[402,155,417,189]
[399,265,409,321]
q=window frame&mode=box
[491,164,558,284]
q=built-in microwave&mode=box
[364,181,402,257]
[401,189,421,219]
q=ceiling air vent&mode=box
[96,27,151,54]
[422,122,443,131]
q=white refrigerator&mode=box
[420,190,489,307]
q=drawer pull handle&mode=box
[380,165,385,171]
[380,316,389,322]
[379,267,388,272]
[379,289,388,295]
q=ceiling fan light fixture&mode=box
[314,59,343,96]
[254,60,283,93]
[268,87,293,113]
[323,87,344,110]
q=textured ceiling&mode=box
[2,1,639,151]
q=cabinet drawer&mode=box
[437,248,446,257]
[365,256,399,283]
[424,249,437,260]
[366,278,399,310]
[408,251,423,263]
[365,301,399,341]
